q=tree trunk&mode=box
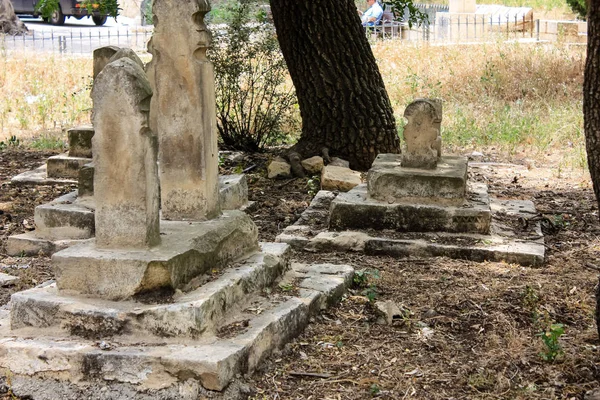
[270,0,400,171]
[585,0,600,212]
[0,0,28,35]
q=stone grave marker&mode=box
[401,98,443,169]
[147,0,221,221]
[91,57,160,248]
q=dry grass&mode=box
[0,39,586,164]
[373,41,585,162]
[0,52,92,143]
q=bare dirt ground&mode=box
[1,147,599,400]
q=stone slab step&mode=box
[330,183,492,234]
[278,191,544,267]
[67,125,94,158]
[10,164,77,186]
[47,154,92,179]
[34,191,95,240]
[10,243,291,338]
[0,262,354,396]
[6,175,250,256]
[52,211,259,300]
[5,232,90,257]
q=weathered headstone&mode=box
[92,46,120,79]
[108,47,145,70]
[91,57,160,248]
[147,0,221,221]
[401,98,442,169]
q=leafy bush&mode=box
[208,0,298,152]
[35,0,120,19]
[566,0,587,19]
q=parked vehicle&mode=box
[11,0,116,26]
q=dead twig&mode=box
[289,371,333,379]
[585,263,600,271]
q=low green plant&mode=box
[522,285,540,321]
[278,282,294,292]
[538,323,565,362]
[0,135,20,151]
[306,176,320,197]
[29,134,66,150]
[353,269,381,302]
[369,383,381,396]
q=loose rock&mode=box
[268,157,291,179]
[320,165,361,192]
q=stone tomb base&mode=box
[6,174,251,256]
[277,190,545,267]
[0,243,355,397]
[330,183,491,234]
[368,154,468,203]
[53,210,258,300]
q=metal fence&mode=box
[0,27,152,55]
[367,13,541,43]
[0,14,584,56]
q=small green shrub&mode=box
[0,135,20,151]
[353,269,381,302]
[538,323,565,362]
[306,176,320,197]
[209,0,298,152]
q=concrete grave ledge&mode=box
[330,183,492,234]
[0,260,354,396]
[277,190,544,267]
[46,154,92,179]
[34,191,95,240]
[368,154,468,203]
[10,163,77,186]
[10,243,291,337]
[52,210,259,300]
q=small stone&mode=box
[0,202,12,212]
[267,157,291,179]
[320,165,361,192]
[98,341,112,350]
[301,156,324,174]
[471,151,484,157]
[375,300,404,325]
[329,157,350,168]
[0,272,18,287]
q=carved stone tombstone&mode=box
[91,57,160,248]
[401,98,443,169]
[92,46,120,80]
[147,0,221,221]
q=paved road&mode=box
[3,15,152,54]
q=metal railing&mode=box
[1,27,152,54]
[366,13,545,43]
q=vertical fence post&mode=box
[536,18,540,41]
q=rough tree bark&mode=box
[270,0,400,172]
[0,0,28,35]
[585,0,599,211]
[583,0,600,339]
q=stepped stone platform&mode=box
[6,175,251,256]
[330,182,491,234]
[277,188,544,266]
[11,125,95,186]
[0,243,355,397]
